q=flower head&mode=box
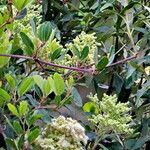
[34,116,88,150]
[88,94,133,136]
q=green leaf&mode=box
[13,0,31,11]
[71,87,82,107]
[53,73,65,95]
[38,22,52,42]
[132,136,150,150]
[18,77,34,97]
[129,62,145,74]
[33,75,52,97]
[51,48,61,61]
[54,95,62,105]
[125,139,136,150]
[18,135,25,149]
[113,73,124,94]
[20,32,34,55]
[49,28,56,42]
[90,0,99,10]
[7,103,19,117]
[97,56,108,71]
[28,114,42,127]
[0,33,12,68]
[116,2,138,31]
[83,102,97,113]
[30,18,37,36]
[5,74,16,88]
[18,101,28,116]
[80,46,89,60]
[0,88,11,107]
[33,75,44,93]
[5,115,16,131]
[28,128,40,143]
[72,45,80,58]
[15,8,27,20]
[43,79,52,97]
[13,121,23,134]
[136,80,150,107]
[100,3,113,11]
[5,138,18,150]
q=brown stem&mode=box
[0,17,15,29]
[107,53,137,68]
[0,53,138,74]
[35,104,58,110]
[7,0,13,17]
[0,54,94,73]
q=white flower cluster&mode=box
[14,2,42,33]
[50,31,101,70]
[66,31,99,53]
[66,31,101,63]
[88,94,133,136]
[34,116,88,150]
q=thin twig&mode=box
[107,53,137,67]
[35,104,58,110]
[0,17,15,29]
[7,0,13,17]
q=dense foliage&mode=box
[0,0,149,149]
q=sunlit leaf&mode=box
[18,77,34,97]
[53,73,65,95]
[0,88,11,106]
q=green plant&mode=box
[5,101,42,150]
[0,0,149,150]
[84,94,133,149]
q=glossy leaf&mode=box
[18,77,34,97]
[0,88,11,106]
[132,136,150,150]
[33,75,44,92]
[15,8,27,20]
[83,102,97,113]
[20,32,34,55]
[7,103,19,117]
[30,17,37,36]
[28,114,42,127]
[96,56,109,71]
[80,46,89,60]
[18,101,28,116]
[13,121,23,134]
[38,22,52,42]
[5,74,16,88]
[43,79,52,97]
[53,73,65,95]
[5,138,18,150]
[71,87,82,107]
[28,128,40,143]
[13,0,31,11]
[0,33,12,68]
[51,48,61,61]
[72,45,80,58]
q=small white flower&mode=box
[58,136,71,148]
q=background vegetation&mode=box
[0,0,149,149]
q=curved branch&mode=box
[0,53,138,74]
[107,54,137,68]
[0,54,94,73]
